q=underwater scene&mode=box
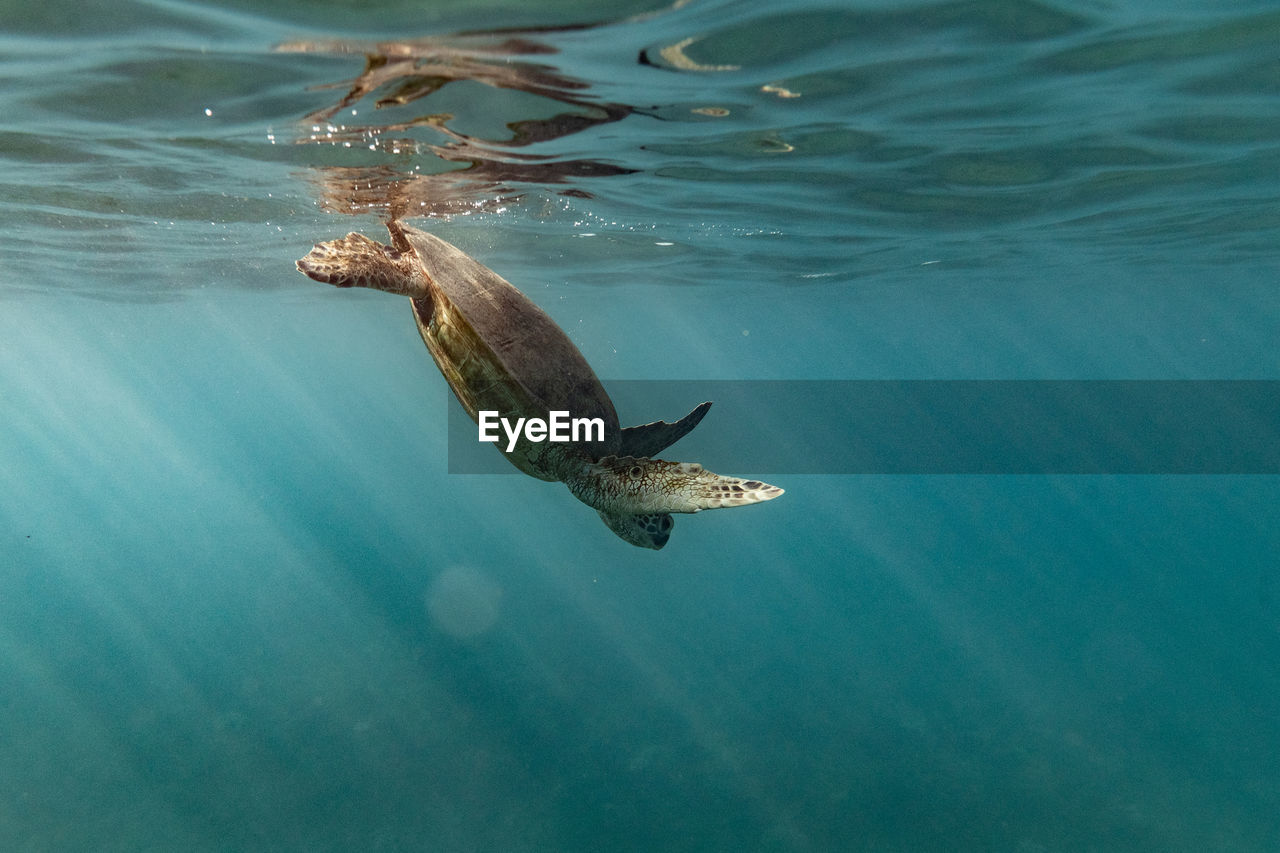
[2,0,1279,849]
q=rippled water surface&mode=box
[3,0,1279,849]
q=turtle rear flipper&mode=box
[297,232,427,296]
[618,401,711,458]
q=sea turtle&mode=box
[296,221,782,549]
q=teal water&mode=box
[3,0,1280,849]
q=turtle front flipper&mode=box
[597,511,674,550]
[568,455,784,517]
[618,401,712,458]
[297,232,429,297]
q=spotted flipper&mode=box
[598,511,674,550]
[296,232,427,297]
[570,455,784,516]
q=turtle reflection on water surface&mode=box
[297,222,782,549]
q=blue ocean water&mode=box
[2,0,1279,849]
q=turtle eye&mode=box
[629,465,642,477]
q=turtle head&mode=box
[568,455,784,518]
[598,511,674,550]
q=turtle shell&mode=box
[395,223,620,478]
